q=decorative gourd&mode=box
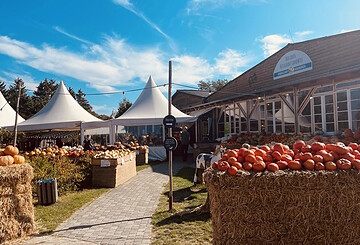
[4,145,19,156]
[14,155,25,164]
[0,149,4,156]
[0,155,14,166]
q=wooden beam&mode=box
[279,94,295,114]
[298,86,318,115]
[294,87,299,134]
[237,102,247,120]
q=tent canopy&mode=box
[112,76,193,126]
[14,81,101,131]
[0,91,25,128]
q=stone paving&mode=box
[22,158,193,245]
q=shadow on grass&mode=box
[155,210,210,227]
[163,186,207,202]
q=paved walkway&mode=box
[22,158,193,245]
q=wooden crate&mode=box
[91,152,136,188]
[135,149,149,165]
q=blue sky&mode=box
[0,0,359,116]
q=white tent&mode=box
[0,91,25,127]
[111,76,192,126]
[14,81,101,131]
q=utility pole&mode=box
[13,80,22,146]
[168,60,173,211]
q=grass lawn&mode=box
[152,167,212,244]
[34,188,109,233]
[136,160,164,172]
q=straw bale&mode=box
[0,164,35,243]
[204,169,360,245]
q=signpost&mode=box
[163,136,178,151]
[163,115,176,129]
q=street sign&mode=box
[163,115,176,129]
[163,136,178,151]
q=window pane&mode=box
[314,105,322,114]
[275,101,281,110]
[315,123,322,131]
[338,122,348,130]
[336,80,360,89]
[352,121,360,131]
[325,104,333,113]
[352,111,360,121]
[241,122,246,131]
[326,123,334,132]
[337,91,347,102]
[276,125,282,133]
[250,120,258,131]
[302,102,311,115]
[285,124,294,133]
[326,114,334,122]
[337,101,348,111]
[351,100,360,110]
[315,86,333,93]
[315,115,322,123]
[338,112,348,121]
[325,95,333,104]
[314,97,321,105]
[351,88,360,100]
[268,126,273,133]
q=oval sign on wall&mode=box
[273,50,312,80]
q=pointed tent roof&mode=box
[15,81,101,131]
[112,76,193,126]
[0,91,25,127]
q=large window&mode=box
[351,88,360,131]
[337,90,348,131]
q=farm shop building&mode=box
[175,30,360,140]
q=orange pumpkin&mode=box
[281,154,292,163]
[242,162,252,171]
[315,162,325,171]
[293,140,305,150]
[276,160,288,170]
[218,161,230,171]
[336,159,352,170]
[227,150,237,158]
[272,151,282,161]
[288,160,302,170]
[303,159,315,170]
[0,149,4,156]
[242,149,254,158]
[261,145,270,152]
[237,155,245,163]
[300,152,313,162]
[4,145,19,156]
[245,155,256,164]
[212,162,218,170]
[254,149,266,158]
[312,155,324,163]
[325,161,337,171]
[221,154,229,161]
[342,152,355,163]
[301,145,312,153]
[267,163,279,172]
[263,154,274,162]
[348,143,358,151]
[0,155,14,166]
[228,157,238,165]
[311,142,325,152]
[352,159,360,170]
[274,143,285,154]
[228,166,238,176]
[252,161,266,172]
[14,155,25,164]
[232,162,242,170]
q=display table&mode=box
[135,149,149,165]
[91,152,136,188]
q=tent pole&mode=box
[13,81,21,147]
[80,122,84,146]
[168,60,173,212]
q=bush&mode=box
[28,156,88,196]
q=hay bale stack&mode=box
[204,169,360,244]
[0,164,35,243]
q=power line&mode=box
[172,83,258,96]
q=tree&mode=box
[68,87,76,99]
[115,98,132,118]
[32,78,59,114]
[75,89,93,114]
[6,78,34,119]
[0,81,7,97]
[197,79,228,92]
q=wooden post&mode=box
[13,81,21,146]
[293,87,299,134]
[168,60,173,211]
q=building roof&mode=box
[206,30,360,105]
[173,90,211,98]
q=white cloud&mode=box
[53,26,93,45]
[92,104,108,113]
[260,34,291,57]
[2,71,38,91]
[294,30,313,38]
[113,0,171,42]
[0,35,252,93]
[215,49,250,77]
[186,0,266,14]
[260,31,314,57]
[340,29,356,34]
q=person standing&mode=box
[83,135,94,151]
[180,126,190,161]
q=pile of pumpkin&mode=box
[213,140,360,176]
[0,145,25,166]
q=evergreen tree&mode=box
[76,89,93,113]
[32,78,58,114]
[0,81,7,98]
[68,87,76,99]
[6,78,34,119]
[115,98,132,118]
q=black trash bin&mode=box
[37,178,58,205]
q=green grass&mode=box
[34,188,109,233]
[136,160,164,172]
[152,167,212,245]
